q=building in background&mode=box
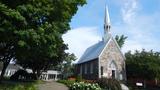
[0,63,61,81]
[40,70,61,81]
[0,64,22,77]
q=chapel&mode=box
[76,6,126,81]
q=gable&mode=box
[99,37,125,60]
[77,36,125,64]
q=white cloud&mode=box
[121,0,138,24]
[117,0,160,53]
[62,27,101,61]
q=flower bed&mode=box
[57,80,75,87]
[69,82,101,90]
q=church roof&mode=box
[77,38,110,64]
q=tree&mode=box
[0,0,86,80]
[54,53,76,79]
[115,35,127,48]
[125,49,160,85]
[0,3,26,81]
[61,53,76,79]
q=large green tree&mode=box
[0,0,86,80]
[125,49,160,85]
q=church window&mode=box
[90,63,93,74]
[112,70,116,78]
[85,64,87,74]
[120,74,123,80]
[80,65,82,75]
[101,66,103,75]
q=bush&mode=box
[58,80,75,87]
[97,78,122,90]
[10,69,36,81]
[69,82,101,90]
[75,75,83,82]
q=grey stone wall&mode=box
[99,38,126,80]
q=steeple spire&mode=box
[103,5,111,42]
[104,5,111,26]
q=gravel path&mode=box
[38,81,68,90]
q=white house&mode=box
[0,63,61,81]
[0,64,22,77]
[40,70,61,81]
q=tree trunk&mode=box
[0,61,10,82]
[155,78,158,86]
[36,70,41,80]
[32,69,38,80]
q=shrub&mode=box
[10,69,36,81]
[97,78,122,90]
[75,75,83,82]
[58,80,75,87]
[69,82,101,90]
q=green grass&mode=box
[0,80,41,90]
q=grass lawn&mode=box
[0,80,42,90]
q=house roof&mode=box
[77,38,111,64]
[6,64,22,70]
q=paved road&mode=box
[121,84,129,90]
[38,81,68,90]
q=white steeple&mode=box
[103,5,111,42]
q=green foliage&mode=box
[0,0,86,80]
[0,82,36,90]
[56,53,77,79]
[57,80,75,87]
[97,78,122,90]
[115,35,127,48]
[125,49,160,80]
[75,75,83,82]
[69,82,101,90]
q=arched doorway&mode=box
[108,60,118,79]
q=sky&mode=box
[63,0,160,61]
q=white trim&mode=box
[98,57,100,78]
[98,37,112,78]
[99,37,112,58]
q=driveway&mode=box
[38,81,68,90]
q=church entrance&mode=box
[112,70,116,78]
[109,61,117,79]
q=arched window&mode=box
[109,61,117,70]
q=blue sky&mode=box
[63,0,160,60]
